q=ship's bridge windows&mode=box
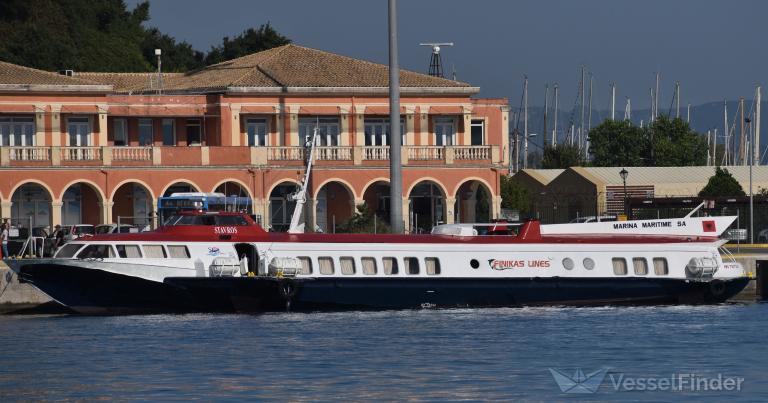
[116,245,142,258]
[318,257,334,275]
[298,257,313,274]
[633,258,649,275]
[55,243,85,258]
[340,257,356,275]
[77,244,116,259]
[143,245,167,258]
[404,257,420,275]
[167,245,191,259]
[653,258,669,275]
[383,257,399,275]
[612,258,628,275]
[426,258,441,275]
[362,257,377,275]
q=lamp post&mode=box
[619,168,629,218]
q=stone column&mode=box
[461,111,472,145]
[230,105,242,146]
[445,197,457,224]
[501,105,510,165]
[419,112,429,145]
[339,108,350,146]
[308,198,318,232]
[50,201,63,227]
[35,106,45,146]
[51,106,62,146]
[97,110,108,146]
[355,113,365,146]
[0,200,13,220]
[401,197,410,233]
[288,111,298,146]
[99,201,114,225]
[492,196,502,219]
[405,107,415,146]
[252,198,267,227]
[275,106,285,146]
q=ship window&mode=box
[426,257,441,275]
[633,258,648,275]
[653,258,669,275]
[116,245,142,258]
[583,258,595,270]
[404,257,419,275]
[562,258,574,270]
[383,257,399,275]
[143,245,167,258]
[340,256,356,275]
[77,244,116,259]
[612,258,628,275]
[318,257,334,275]
[167,245,190,259]
[362,257,377,275]
[298,257,313,274]
[55,243,84,258]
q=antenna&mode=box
[419,42,453,77]
[155,48,163,95]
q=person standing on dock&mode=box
[1,221,9,258]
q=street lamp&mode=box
[619,167,629,218]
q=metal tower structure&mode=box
[419,42,453,78]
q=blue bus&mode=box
[158,192,252,223]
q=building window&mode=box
[318,257,334,275]
[633,258,648,275]
[67,117,91,146]
[299,117,339,146]
[653,258,669,275]
[113,119,127,146]
[612,258,628,275]
[0,116,35,146]
[340,256,356,275]
[470,119,484,145]
[434,118,455,146]
[383,257,399,275]
[138,118,153,146]
[362,257,377,275]
[187,119,202,145]
[246,118,268,146]
[298,257,313,275]
[162,118,176,146]
[364,118,405,146]
[426,257,441,275]
[404,257,420,275]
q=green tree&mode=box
[698,167,746,197]
[335,203,391,234]
[141,28,205,72]
[588,119,647,166]
[500,175,529,213]
[541,143,585,169]
[647,115,708,166]
[204,24,291,65]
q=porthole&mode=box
[470,259,480,269]
[562,258,574,270]
[583,258,595,270]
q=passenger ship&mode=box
[5,210,750,314]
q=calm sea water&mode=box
[0,303,766,401]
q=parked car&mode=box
[95,224,139,234]
[62,224,95,241]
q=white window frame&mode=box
[67,117,91,147]
[470,119,485,146]
[113,118,128,146]
[364,118,405,146]
[434,117,456,146]
[0,116,35,146]
[138,118,153,146]
[246,118,269,146]
[162,118,176,146]
[299,117,339,146]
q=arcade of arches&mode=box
[1,174,500,233]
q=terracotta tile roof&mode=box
[0,60,109,88]
[74,72,184,93]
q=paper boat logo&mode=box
[548,367,609,394]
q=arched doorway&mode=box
[61,183,103,225]
[408,181,446,233]
[362,181,391,223]
[455,180,492,223]
[214,181,252,213]
[269,182,299,232]
[112,182,153,227]
[315,181,354,233]
[11,183,52,229]
[163,182,199,197]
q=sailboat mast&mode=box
[543,84,549,147]
[625,97,631,121]
[675,81,681,118]
[552,84,559,145]
[655,72,660,120]
[756,86,762,166]
[724,100,729,166]
[740,97,746,165]
[580,66,585,152]
[523,75,529,169]
[610,82,616,120]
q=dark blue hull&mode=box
[12,262,750,314]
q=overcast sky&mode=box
[130,0,766,109]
